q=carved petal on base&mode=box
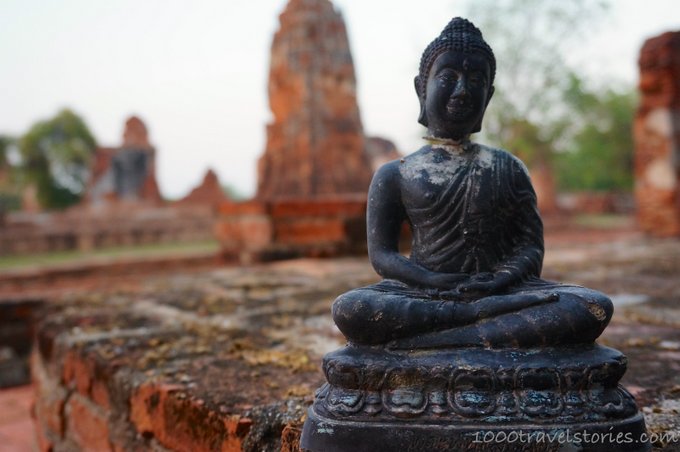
[449,368,497,416]
[327,386,364,415]
[382,387,427,416]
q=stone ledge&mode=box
[27,246,680,450]
[31,259,377,451]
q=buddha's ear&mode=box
[415,76,428,127]
[472,85,495,134]
[486,85,495,106]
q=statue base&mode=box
[302,408,647,452]
[301,345,649,451]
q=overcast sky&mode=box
[1,0,679,198]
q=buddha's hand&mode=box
[465,292,559,320]
[425,272,469,291]
[456,271,515,295]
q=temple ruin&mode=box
[218,0,377,261]
[85,117,162,206]
[256,0,372,199]
[634,30,680,236]
[0,117,228,256]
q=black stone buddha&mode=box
[302,17,647,452]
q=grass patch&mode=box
[571,213,632,229]
[0,240,219,271]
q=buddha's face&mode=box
[422,50,494,140]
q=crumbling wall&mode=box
[634,31,680,236]
[30,261,379,451]
[216,196,367,264]
[256,0,372,199]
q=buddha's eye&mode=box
[437,69,457,84]
[468,72,485,86]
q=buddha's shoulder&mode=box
[398,146,431,164]
[474,143,531,174]
[373,144,530,181]
[373,146,430,179]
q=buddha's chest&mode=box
[399,161,500,215]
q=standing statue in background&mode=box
[302,17,648,451]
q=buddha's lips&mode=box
[446,101,473,120]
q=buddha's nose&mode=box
[452,77,469,100]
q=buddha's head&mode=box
[415,17,496,140]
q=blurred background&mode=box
[0,0,676,199]
[2,1,680,449]
[1,0,679,267]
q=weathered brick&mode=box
[270,197,366,217]
[130,382,248,452]
[62,349,93,397]
[217,197,367,262]
[60,348,110,410]
[32,351,67,439]
[64,393,112,451]
[275,218,348,244]
[218,200,270,216]
[35,419,55,452]
[215,214,273,249]
[91,378,111,410]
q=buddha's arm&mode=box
[367,163,466,290]
[458,157,543,294]
[496,159,544,279]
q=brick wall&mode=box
[28,258,373,451]
[0,205,216,256]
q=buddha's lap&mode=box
[332,280,613,346]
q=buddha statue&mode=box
[332,17,612,350]
[302,17,646,452]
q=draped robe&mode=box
[406,144,542,279]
